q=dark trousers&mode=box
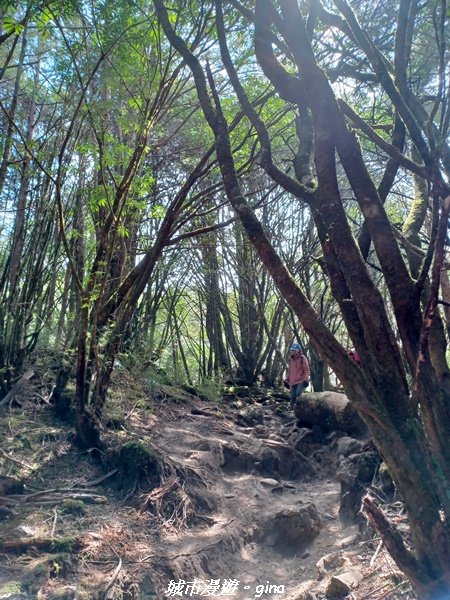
[290,382,306,406]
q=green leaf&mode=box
[117,223,129,238]
[128,96,143,110]
[3,15,24,34]
[150,204,166,219]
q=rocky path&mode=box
[144,397,364,600]
[0,388,414,600]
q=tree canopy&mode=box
[2,1,450,596]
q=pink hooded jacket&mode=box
[286,351,310,385]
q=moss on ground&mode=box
[115,440,161,490]
[59,499,87,516]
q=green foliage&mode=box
[195,375,223,402]
[143,366,171,389]
[150,204,166,219]
[2,14,25,34]
[117,223,129,238]
[1,0,80,40]
[0,581,22,595]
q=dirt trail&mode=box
[0,388,413,600]
[143,398,359,600]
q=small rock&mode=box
[254,447,280,477]
[257,502,321,552]
[289,427,324,453]
[252,424,269,438]
[326,567,363,598]
[230,400,245,410]
[322,512,336,520]
[316,552,351,579]
[338,529,359,548]
[338,451,380,523]
[237,405,264,427]
[0,475,25,496]
[259,478,280,489]
[221,442,253,472]
[377,461,396,500]
[334,437,364,458]
[288,580,318,599]
[48,586,79,600]
[254,395,267,404]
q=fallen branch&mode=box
[364,581,391,599]
[30,493,107,505]
[103,557,122,599]
[0,535,83,554]
[83,469,118,487]
[50,508,58,538]
[9,485,107,499]
[4,491,107,505]
[377,579,409,599]
[0,369,34,408]
[0,448,35,471]
[34,393,51,404]
[137,536,224,563]
[362,495,422,587]
[369,539,384,567]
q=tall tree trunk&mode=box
[200,230,230,374]
[0,24,27,197]
[74,304,101,449]
[309,346,324,392]
[153,1,450,594]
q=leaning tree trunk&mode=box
[152,1,450,595]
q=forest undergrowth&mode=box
[0,369,417,600]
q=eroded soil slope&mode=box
[0,379,414,600]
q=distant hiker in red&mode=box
[285,343,310,408]
[348,349,361,365]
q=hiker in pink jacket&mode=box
[348,349,361,365]
[285,343,310,408]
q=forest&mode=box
[1,0,450,598]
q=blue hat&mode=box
[290,343,301,351]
